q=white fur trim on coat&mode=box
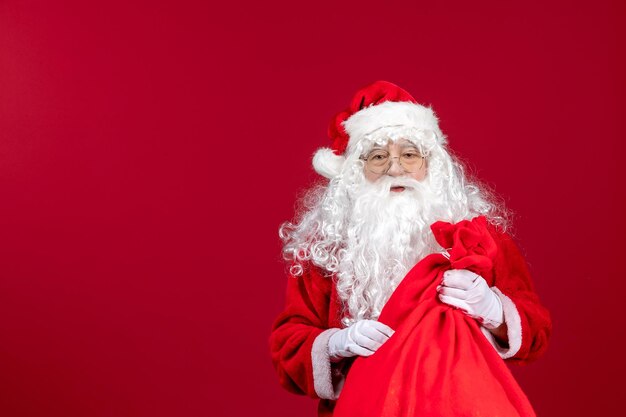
[480,287,523,359]
[343,101,443,144]
[311,328,343,400]
[312,148,346,179]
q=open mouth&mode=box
[390,186,407,193]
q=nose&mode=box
[386,157,404,177]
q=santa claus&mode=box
[270,81,551,417]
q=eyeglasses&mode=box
[361,148,426,174]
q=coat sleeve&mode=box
[269,265,343,400]
[482,228,552,364]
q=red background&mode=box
[1,1,624,416]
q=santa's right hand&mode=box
[328,319,395,360]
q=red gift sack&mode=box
[333,217,535,417]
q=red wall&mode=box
[1,1,624,416]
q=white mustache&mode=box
[354,176,431,201]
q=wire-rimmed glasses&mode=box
[361,148,426,174]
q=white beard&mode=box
[336,175,445,326]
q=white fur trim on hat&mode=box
[343,101,443,146]
[312,148,346,179]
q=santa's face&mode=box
[362,139,428,186]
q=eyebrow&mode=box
[370,143,419,150]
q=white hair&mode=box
[280,131,508,326]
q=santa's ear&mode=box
[312,148,345,179]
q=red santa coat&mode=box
[269,218,552,417]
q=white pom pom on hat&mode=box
[312,148,345,179]
[313,80,443,179]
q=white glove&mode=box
[328,319,395,360]
[437,269,504,329]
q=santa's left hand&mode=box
[437,269,504,329]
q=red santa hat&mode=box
[313,81,445,179]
